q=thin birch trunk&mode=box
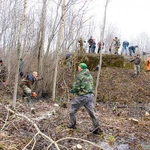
[46,3,60,56]
[52,0,66,101]
[94,0,111,104]
[37,0,47,75]
[7,33,14,83]
[8,7,17,83]
[12,0,27,109]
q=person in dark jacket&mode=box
[90,39,96,53]
[93,64,100,71]
[97,41,104,53]
[19,58,24,78]
[88,36,94,53]
[0,59,8,85]
[65,53,72,71]
[121,41,129,55]
[20,72,41,103]
[129,45,138,56]
[68,63,102,134]
[130,54,141,78]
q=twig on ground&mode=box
[1,108,9,131]
[0,103,104,150]
[0,103,60,150]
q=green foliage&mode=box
[77,54,124,70]
[109,135,115,145]
[0,144,4,150]
[76,53,146,71]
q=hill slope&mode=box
[0,66,150,150]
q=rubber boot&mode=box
[89,127,103,135]
[67,124,76,129]
[26,93,32,105]
[133,74,137,78]
[27,93,36,114]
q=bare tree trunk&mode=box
[46,2,60,56]
[7,35,13,83]
[52,0,66,101]
[37,0,47,75]
[12,0,27,109]
[35,0,47,95]
[94,0,111,104]
[7,22,17,83]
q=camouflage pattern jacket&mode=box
[0,64,8,82]
[72,69,94,96]
[114,39,120,48]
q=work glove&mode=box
[70,89,75,94]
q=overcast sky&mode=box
[90,0,150,41]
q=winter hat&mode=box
[79,63,87,69]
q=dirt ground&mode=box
[0,67,150,150]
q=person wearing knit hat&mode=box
[68,62,102,134]
[78,63,87,69]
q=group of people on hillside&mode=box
[88,36,104,53]
[0,57,101,134]
[86,36,150,78]
[87,36,139,56]
[1,47,150,134]
[68,58,149,134]
[120,41,138,56]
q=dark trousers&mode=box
[69,94,99,128]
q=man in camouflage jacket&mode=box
[113,37,120,54]
[0,60,8,85]
[68,63,101,134]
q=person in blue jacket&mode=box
[121,41,129,55]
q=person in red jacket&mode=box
[146,57,150,71]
